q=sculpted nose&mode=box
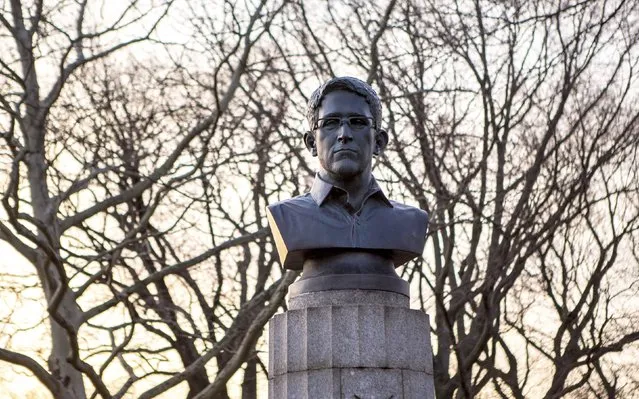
[337,124,353,142]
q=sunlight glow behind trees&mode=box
[1,0,639,398]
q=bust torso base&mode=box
[289,249,410,296]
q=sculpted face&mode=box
[305,90,386,182]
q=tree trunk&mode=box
[37,256,87,399]
[241,355,257,399]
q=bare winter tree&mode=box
[0,0,300,398]
[274,0,639,398]
[298,0,639,398]
[3,0,639,398]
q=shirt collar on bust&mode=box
[310,174,393,208]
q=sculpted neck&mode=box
[319,167,372,209]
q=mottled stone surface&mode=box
[270,369,341,399]
[268,289,435,398]
[269,368,434,399]
[269,304,432,374]
[289,273,410,296]
[269,312,286,377]
[288,289,409,310]
[341,368,403,398]
[403,369,436,399]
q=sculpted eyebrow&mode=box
[321,112,369,117]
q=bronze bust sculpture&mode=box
[267,77,428,296]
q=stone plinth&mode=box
[268,289,435,398]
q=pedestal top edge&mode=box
[288,288,410,309]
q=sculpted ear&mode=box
[374,129,389,156]
[304,131,317,156]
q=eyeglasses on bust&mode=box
[314,116,374,131]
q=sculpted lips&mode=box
[333,147,358,154]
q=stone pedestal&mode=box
[268,289,435,398]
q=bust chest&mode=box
[267,195,428,270]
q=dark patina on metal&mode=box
[267,77,429,296]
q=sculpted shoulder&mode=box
[388,200,429,223]
[266,194,322,235]
[266,195,428,270]
[266,194,321,270]
[267,194,317,214]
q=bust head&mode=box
[304,77,389,183]
[306,76,383,131]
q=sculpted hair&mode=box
[306,77,383,131]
